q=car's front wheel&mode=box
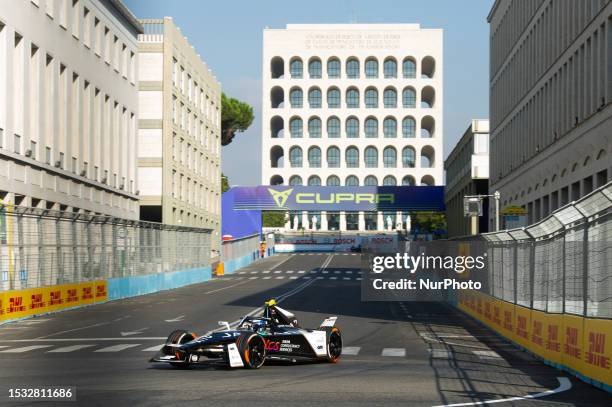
[237,333,266,369]
[325,327,342,362]
[164,330,196,368]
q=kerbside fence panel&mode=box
[0,205,213,323]
[455,182,612,392]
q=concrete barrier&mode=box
[107,266,212,300]
[222,251,259,275]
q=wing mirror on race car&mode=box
[218,321,231,330]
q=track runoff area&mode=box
[0,253,609,406]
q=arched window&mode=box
[270,145,284,168]
[402,117,416,138]
[421,116,435,138]
[421,56,435,78]
[289,175,303,185]
[402,146,416,168]
[364,175,378,186]
[402,175,416,186]
[308,87,322,108]
[383,117,397,138]
[270,56,284,79]
[270,175,284,185]
[270,86,284,108]
[308,175,321,186]
[289,88,303,108]
[289,146,302,167]
[421,145,435,168]
[364,146,378,168]
[345,175,359,186]
[346,87,359,108]
[308,58,322,78]
[365,87,378,108]
[270,116,284,138]
[289,117,303,138]
[327,88,340,108]
[346,57,359,78]
[345,147,359,168]
[365,57,378,78]
[365,117,378,138]
[346,117,359,138]
[327,116,340,138]
[383,58,397,78]
[383,175,397,186]
[402,87,416,108]
[421,86,435,108]
[327,58,341,78]
[403,58,416,78]
[383,87,397,108]
[290,58,303,78]
[421,175,435,186]
[383,147,397,168]
[327,146,340,167]
[308,147,321,168]
[308,117,321,138]
[326,175,340,186]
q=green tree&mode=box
[221,93,254,146]
[411,212,447,234]
[262,211,286,227]
[221,173,230,193]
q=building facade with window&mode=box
[444,119,490,237]
[262,24,443,231]
[137,18,221,252]
[488,0,612,227]
[0,0,141,218]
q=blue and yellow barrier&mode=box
[458,291,612,392]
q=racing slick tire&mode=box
[236,333,266,369]
[321,326,342,362]
[164,329,196,368]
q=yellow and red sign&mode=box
[457,290,612,387]
[0,280,107,323]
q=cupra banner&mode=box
[232,186,445,211]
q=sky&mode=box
[125,0,493,186]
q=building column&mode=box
[396,210,403,230]
[377,211,384,231]
[301,211,309,230]
[320,211,328,231]
[358,211,365,231]
[339,211,347,231]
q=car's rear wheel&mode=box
[237,333,266,369]
[326,327,342,362]
[165,330,196,368]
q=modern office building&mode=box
[488,0,612,226]
[137,18,222,250]
[0,0,141,218]
[261,23,443,231]
[444,119,490,237]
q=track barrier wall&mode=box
[219,233,262,275]
[0,203,213,323]
[453,182,612,392]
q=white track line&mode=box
[382,348,406,357]
[0,345,53,353]
[141,344,164,352]
[47,345,95,353]
[341,346,361,355]
[204,279,250,294]
[431,377,571,407]
[94,344,140,353]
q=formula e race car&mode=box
[150,300,342,369]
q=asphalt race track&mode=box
[0,253,610,406]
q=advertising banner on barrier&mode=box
[232,186,445,211]
[584,318,612,387]
[0,281,108,323]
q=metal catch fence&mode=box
[457,181,612,319]
[0,205,212,292]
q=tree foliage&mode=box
[221,173,230,193]
[411,211,447,234]
[221,93,254,146]
[262,211,286,227]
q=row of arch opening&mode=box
[270,115,435,139]
[270,86,435,109]
[270,145,436,169]
[270,56,436,80]
[269,174,436,187]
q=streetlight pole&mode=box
[494,190,500,232]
